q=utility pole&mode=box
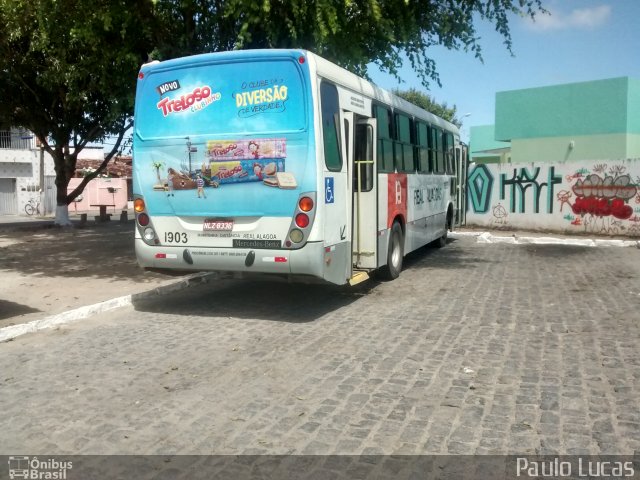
[39,140,45,214]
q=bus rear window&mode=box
[135,59,307,139]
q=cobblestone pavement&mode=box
[1,237,639,455]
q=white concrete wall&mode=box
[466,158,640,236]
[0,147,55,215]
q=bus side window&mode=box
[373,105,394,173]
[445,132,455,175]
[428,126,438,173]
[320,82,342,172]
[431,127,444,174]
[394,113,414,173]
[354,123,374,192]
[416,121,430,173]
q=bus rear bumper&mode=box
[135,239,326,279]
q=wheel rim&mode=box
[391,232,401,267]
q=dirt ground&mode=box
[0,220,187,329]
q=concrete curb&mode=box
[0,272,214,343]
[451,231,640,248]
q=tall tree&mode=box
[150,0,545,87]
[394,88,461,127]
[0,0,545,225]
[0,0,154,224]
[157,0,545,88]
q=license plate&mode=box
[203,218,234,231]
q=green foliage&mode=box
[151,0,545,87]
[0,0,154,207]
[0,0,545,213]
[393,88,461,127]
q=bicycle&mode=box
[24,197,41,216]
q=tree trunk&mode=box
[53,150,73,227]
[55,204,71,226]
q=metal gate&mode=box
[43,175,56,215]
[0,178,18,214]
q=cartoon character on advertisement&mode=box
[253,163,264,180]
[196,174,207,198]
[249,141,260,159]
[166,168,175,196]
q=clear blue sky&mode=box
[368,0,640,141]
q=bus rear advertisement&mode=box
[132,49,465,285]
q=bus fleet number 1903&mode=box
[165,232,188,244]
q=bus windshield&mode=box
[133,52,314,218]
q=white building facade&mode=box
[0,127,55,215]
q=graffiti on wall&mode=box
[466,159,640,236]
[467,165,562,218]
[468,164,493,214]
[564,164,638,234]
[500,166,562,214]
[491,203,508,225]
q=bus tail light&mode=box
[138,213,150,226]
[289,229,304,243]
[295,213,309,228]
[286,192,316,248]
[134,198,145,213]
[299,196,314,212]
[134,195,159,245]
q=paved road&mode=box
[1,237,639,455]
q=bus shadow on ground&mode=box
[133,276,376,323]
[132,239,496,323]
[400,238,493,272]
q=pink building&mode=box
[67,177,128,215]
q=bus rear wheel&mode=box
[435,210,452,248]
[380,221,404,280]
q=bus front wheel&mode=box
[381,221,404,280]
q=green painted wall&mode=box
[470,125,510,153]
[495,77,634,141]
[511,134,630,163]
[473,78,640,163]
[628,78,640,134]
[471,155,504,164]
[469,124,511,164]
[628,134,640,158]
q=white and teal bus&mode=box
[133,49,465,285]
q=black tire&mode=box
[24,204,34,216]
[380,221,404,280]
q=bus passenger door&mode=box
[352,118,377,270]
[322,111,353,285]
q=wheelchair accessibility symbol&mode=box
[325,177,334,204]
